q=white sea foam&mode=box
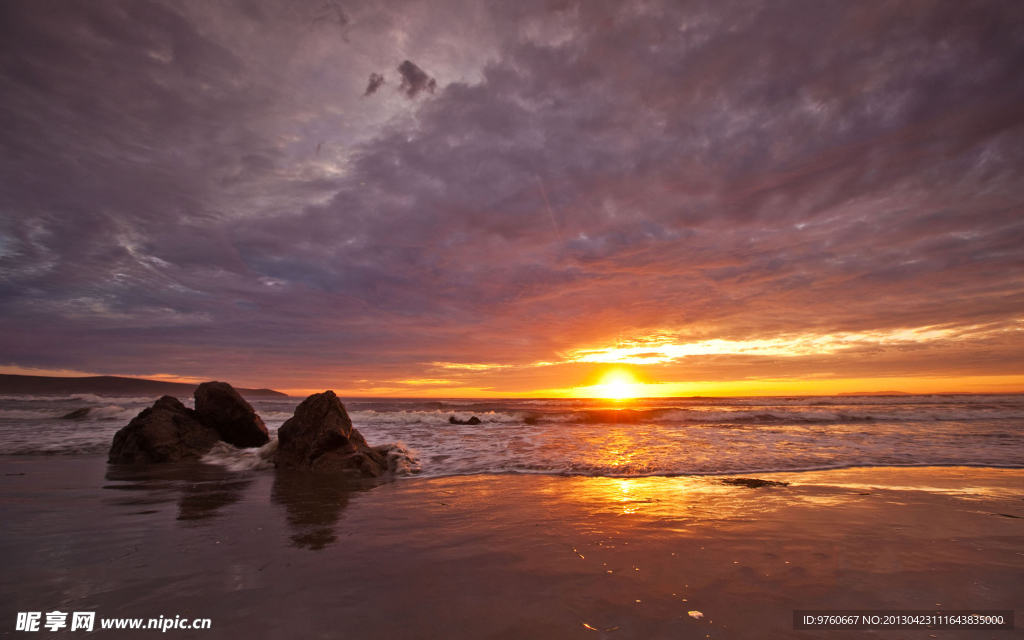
[200,438,422,475]
[201,440,278,471]
[372,442,422,475]
[87,405,143,421]
[69,393,161,404]
[0,408,69,419]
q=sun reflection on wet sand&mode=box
[565,474,781,523]
[414,467,1022,638]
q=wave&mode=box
[343,406,1024,427]
[533,407,1024,425]
[0,405,143,421]
[0,408,70,419]
[372,442,422,475]
[259,410,295,420]
[349,409,522,425]
[201,440,278,471]
[201,439,422,476]
[89,405,145,421]
[421,460,1024,479]
[0,393,167,405]
[69,393,164,405]
[343,404,1024,426]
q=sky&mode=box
[0,0,1022,397]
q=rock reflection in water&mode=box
[103,463,252,523]
[271,470,378,550]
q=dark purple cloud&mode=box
[0,0,1022,392]
[364,72,385,96]
[396,60,436,98]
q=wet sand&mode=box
[1,457,1021,639]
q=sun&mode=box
[597,370,639,400]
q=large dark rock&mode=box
[108,396,221,464]
[449,415,481,425]
[193,381,269,448]
[275,390,387,476]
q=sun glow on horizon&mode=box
[593,370,641,400]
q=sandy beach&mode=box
[4,1,1024,637]
[2,458,1020,639]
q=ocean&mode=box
[1,393,1022,477]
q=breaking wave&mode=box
[201,439,422,476]
[543,406,1024,424]
[201,439,279,471]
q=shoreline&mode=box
[2,457,1022,638]
[7,450,1024,479]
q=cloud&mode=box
[364,72,385,96]
[396,59,436,98]
[561,324,1017,365]
[0,0,1022,391]
[310,1,349,29]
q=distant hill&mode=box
[0,374,287,398]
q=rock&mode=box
[721,477,789,488]
[108,396,221,464]
[448,415,481,425]
[61,407,91,419]
[193,381,269,448]
[275,390,387,476]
